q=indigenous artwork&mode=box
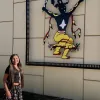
[26,0,100,69]
[42,0,84,59]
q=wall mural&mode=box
[26,0,100,69]
[42,0,83,59]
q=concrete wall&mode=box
[0,0,100,100]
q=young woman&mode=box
[3,54,24,100]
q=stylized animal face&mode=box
[51,0,69,14]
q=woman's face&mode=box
[12,55,19,65]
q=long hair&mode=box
[9,54,24,88]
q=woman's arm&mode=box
[3,74,9,92]
[21,70,24,88]
[3,74,11,98]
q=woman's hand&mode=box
[6,90,11,99]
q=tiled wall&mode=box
[0,0,100,100]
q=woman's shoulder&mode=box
[6,65,10,70]
[5,65,10,74]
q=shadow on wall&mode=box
[0,88,72,100]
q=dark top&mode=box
[5,66,21,83]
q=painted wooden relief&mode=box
[42,0,84,59]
